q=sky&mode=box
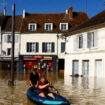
[0,0,105,18]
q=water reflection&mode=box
[0,71,105,105]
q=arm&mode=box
[39,83,49,89]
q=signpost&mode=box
[8,4,15,86]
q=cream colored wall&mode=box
[2,33,20,57]
[20,33,65,58]
[65,27,105,77]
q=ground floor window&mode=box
[58,59,65,71]
[95,59,103,78]
[82,60,89,77]
[72,60,79,76]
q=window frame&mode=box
[28,23,37,31]
[60,23,68,31]
[42,42,55,53]
[78,35,83,49]
[44,23,53,31]
[26,42,39,53]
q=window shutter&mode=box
[94,31,98,47]
[15,35,18,43]
[4,35,7,42]
[36,43,39,52]
[87,32,91,48]
[52,43,55,52]
[73,36,78,50]
[42,43,45,52]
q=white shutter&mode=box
[4,35,7,43]
[15,35,18,43]
[94,31,98,47]
[73,35,78,50]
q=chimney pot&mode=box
[3,8,6,16]
[22,9,25,18]
[68,6,73,19]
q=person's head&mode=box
[40,76,46,83]
[32,68,37,74]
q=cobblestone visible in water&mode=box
[0,71,105,105]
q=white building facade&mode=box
[65,10,105,78]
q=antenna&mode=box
[86,0,88,14]
[0,0,7,13]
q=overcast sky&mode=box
[0,0,105,17]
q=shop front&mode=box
[0,57,19,71]
[19,55,57,72]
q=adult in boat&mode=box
[38,76,55,99]
[29,68,40,87]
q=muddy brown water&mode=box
[0,71,105,105]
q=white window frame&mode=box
[44,23,53,31]
[78,35,83,49]
[60,23,68,31]
[28,23,37,31]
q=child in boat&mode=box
[38,76,55,99]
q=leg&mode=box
[48,93,55,99]
[39,93,46,97]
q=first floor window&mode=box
[87,32,97,48]
[7,48,11,56]
[42,42,55,53]
[27,42,39,52]
[61,42,65,53]
[78,35,83,49]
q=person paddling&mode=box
[38,76,55,99]
[29,68,40,88]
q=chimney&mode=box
[3,7,6,16]
[65,9,68,14]
[68,6,73,19]
[22,9,26,18]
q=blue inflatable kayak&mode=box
[27,88,70,105]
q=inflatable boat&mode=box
[27,88,70,105]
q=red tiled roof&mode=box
[21,12,88,33]
[1,11,88,33]
[2,15,23,32]
[68,10,105,35]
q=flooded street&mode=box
[0,71,105,105]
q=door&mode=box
[72,60,79,75]
[82,60,89,77]
[95,60,103,78]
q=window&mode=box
[42,42,55,53]
[87,32,96,48]
[27,42,39,52]
[28,23,37,31]
[45,23,53,31]
[61,42,65,53]
[60,23,68,31]
[4,35,19,43]
[7,48,11,56]
[78,35,83,49]
[6,35,12,43]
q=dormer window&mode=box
[60,23,68,31]
[45,23,53,31]
[28,23,37,31]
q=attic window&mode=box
[28,23,37,31]
[60,23,68,31]
[45,23,53,31]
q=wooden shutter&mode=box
[36,42,39,52]
[52,42,55,52]
[94,31,98,47]
[87,32,91,48]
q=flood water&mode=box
[0,71,105,105]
